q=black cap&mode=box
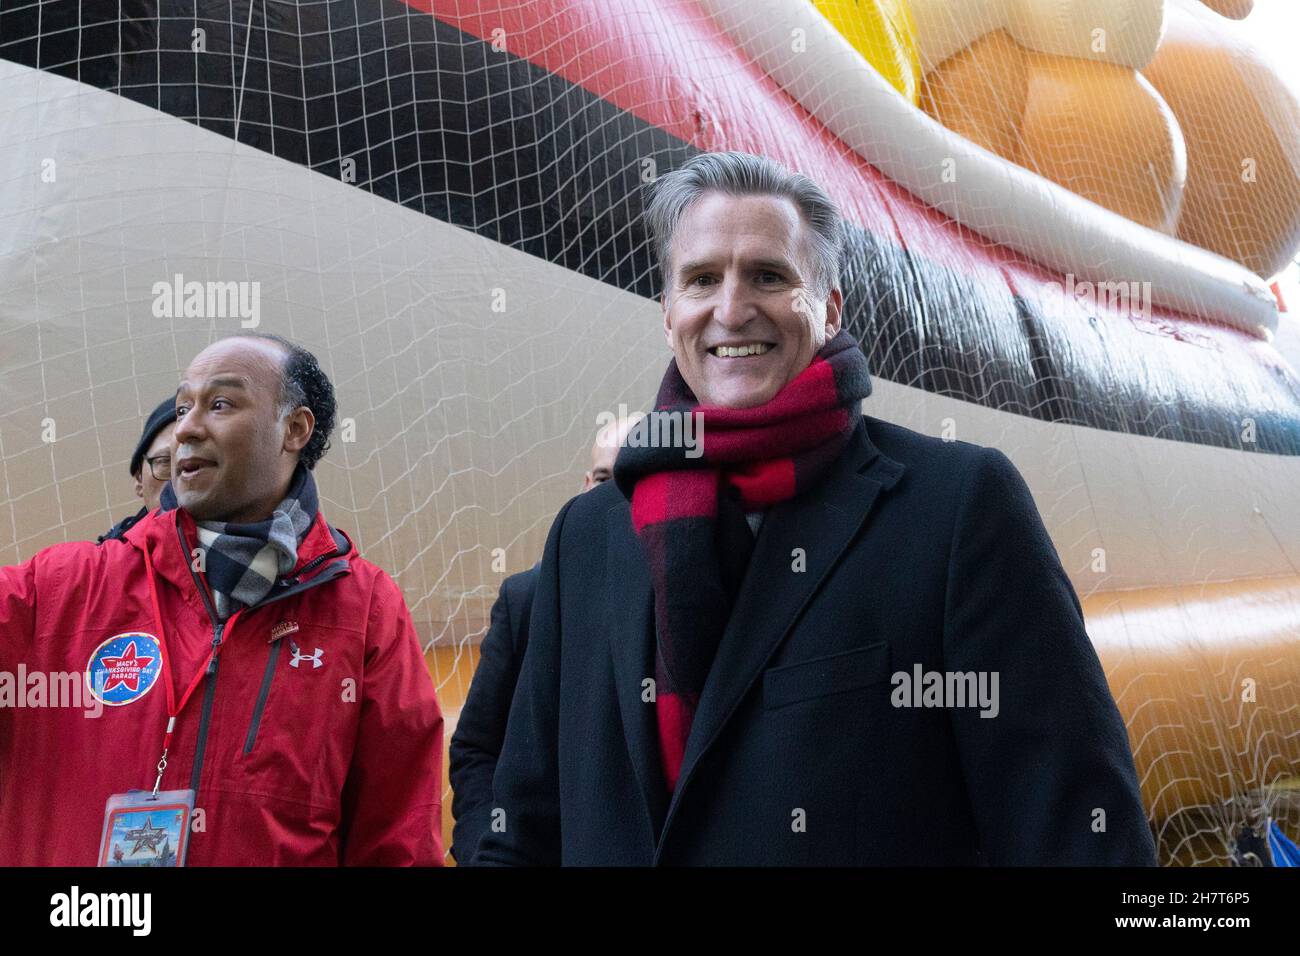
[129,394,179,477]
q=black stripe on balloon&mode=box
[2,0,1297,455]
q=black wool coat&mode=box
[475,415,1156,866]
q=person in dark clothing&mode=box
[98,394,178,543]
[474,151,1156,866]
[448,567,538,864]
[449,417,640,864]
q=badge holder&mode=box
[98,787,195,867]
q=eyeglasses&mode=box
[145,455,172,481]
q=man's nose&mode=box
[173,408,202,443]
[714,274,754,328]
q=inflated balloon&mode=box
[907,0,1166,71]
[919,27,1186,233]
[1144,0,1300,278]
[1198,0,1253,18]
[907,0,1300,277]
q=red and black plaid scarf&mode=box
[613,330,872,791]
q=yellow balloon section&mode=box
[811,0,921,105]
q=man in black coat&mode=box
[448,567,537,863]
[449,416,640,863]
[475,151,1155,866]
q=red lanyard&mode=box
[141,535,243,796]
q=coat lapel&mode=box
[604,508,671,839]
[656,417,906,848]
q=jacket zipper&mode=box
[174,517,349,780]
[244,637,282,754]
[241,562,350,756]
[280,551,333,587]
[190,621,224,791]
[177,519,225,793]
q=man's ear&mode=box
[133,473,145,501]
[282,406,316,456]
[824,287,843,339]
[662,291,675,350]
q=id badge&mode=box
[98,789,195,867]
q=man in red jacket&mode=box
[0,333,444,865]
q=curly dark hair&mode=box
[232,332,336,470]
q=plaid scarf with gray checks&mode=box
[162,463,319,620]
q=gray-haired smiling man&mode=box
[475,151,1155,866]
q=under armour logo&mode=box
[288,639,323,669]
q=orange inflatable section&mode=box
[1143,0,1300,277]
[915,0,1300,278]
[920,29,1185,235]
[1085,576,1300,827]
[429,643,480,865]
[1198,0,1253,18]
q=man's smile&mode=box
[706,341,777,358]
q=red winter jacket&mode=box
[0,504,444,865]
